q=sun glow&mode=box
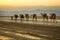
[0,0,60,7]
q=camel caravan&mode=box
[41,13,57,23]
[11,13,57,23]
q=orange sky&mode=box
[0,0,60,7]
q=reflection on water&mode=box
[0,27,48,40]
[0,36,14,40]
[0,6,60,16]
[0,18,60,40]
[2,18,60,26]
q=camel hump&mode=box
[14,14,18,18]
[52,13,56,16]
[33,14,37,16]
[25,14,29,18]
[53,13,56,19]
[20,14,24,18]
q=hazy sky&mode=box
[0,0,60,7]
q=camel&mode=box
[25,14,29,21]
[41,13,48,22]
[31,14,37,21]
[14,14,18,21]
[50,13,56,23]
[19,14,24,22]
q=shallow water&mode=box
[0,6,60,16]
[0,18,60,40]
[1,17,60,27]
[0,27,48,40]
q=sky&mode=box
[0,0,60,7]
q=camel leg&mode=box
[15,18,17,22]
[52,19,56,23]
[42,17,44,22]
[46,18,48,22]
[35,17,37,21]
[54,19,57,23]
[50,19,53,22]
[20,18,22,22]
[26,18,29,21]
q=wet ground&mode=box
[0,18,60,40]
[0,21,60,40]
[2,18,60,26]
